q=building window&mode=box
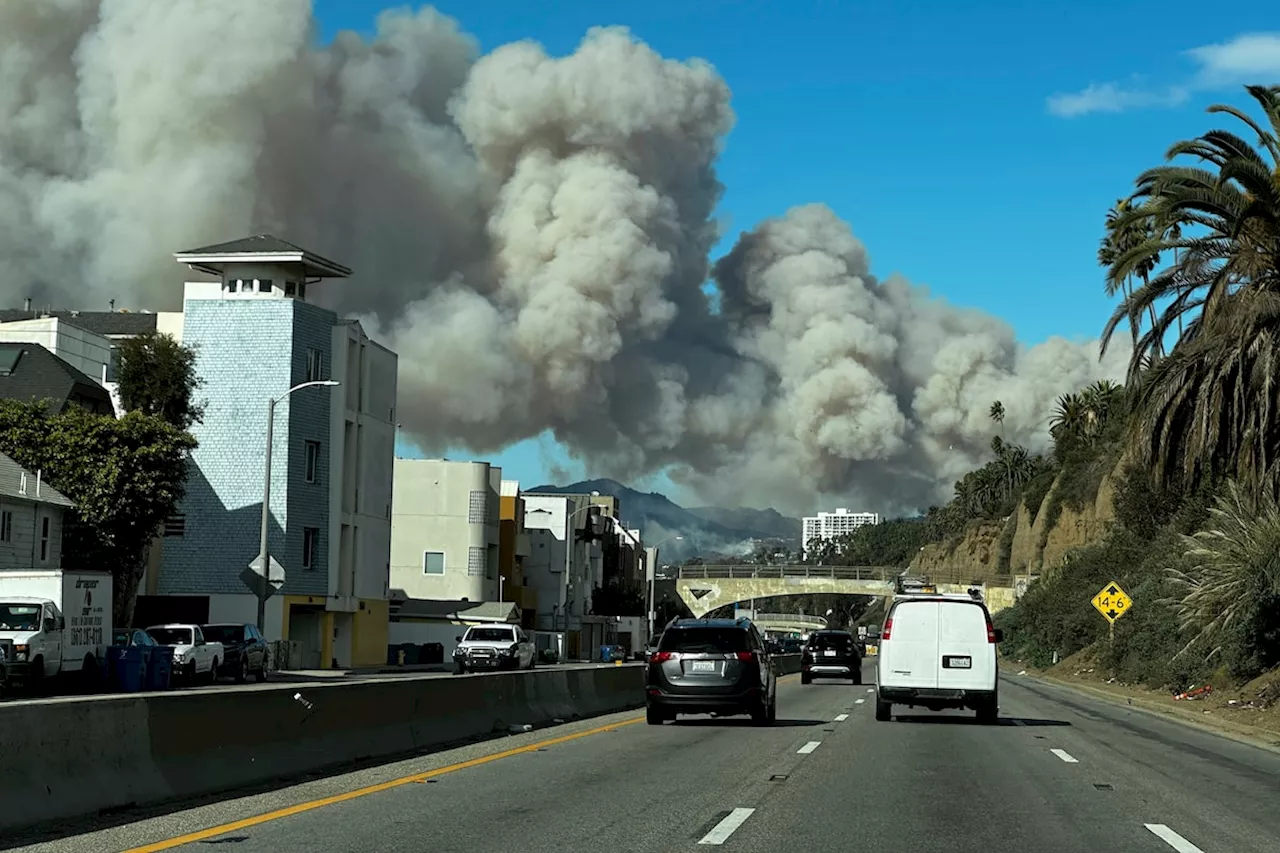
[306,348,323,382]
[0,510,11,542]
[302,527,319,570]
[285,281,297,297]
[258,278,273,293]
[163,515,186,537]
[467,547,485,577]
[39,515,50,562]
[304,440,320,483]
[225,279,239,293]
[423,551,445,575]
[467,490,486,524]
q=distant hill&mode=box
[525,478,801,560]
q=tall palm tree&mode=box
[1100,85,1280,496]
[1099,199,1161,348]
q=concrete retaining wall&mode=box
[0,664,645,833]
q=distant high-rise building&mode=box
[802,508,881,558]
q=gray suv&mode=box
[645,617,778,726]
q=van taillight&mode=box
[881,618,892,641]
[986,620,997,644]
[651,651,674,663]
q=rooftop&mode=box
[0,310,158,337]
[175,234,352,279]
[0,343,114,416]
[0,450,74,508]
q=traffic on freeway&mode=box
[8,660,1279,853]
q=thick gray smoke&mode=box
[0,0,1128,515]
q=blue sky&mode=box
[314,0,1280,500]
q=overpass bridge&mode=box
[674,565,1023,618]
[747,612,830,634]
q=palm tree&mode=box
[1167,480,1280,665]
[1100,85,1280,496]
[1099,199,1160,347]
[989,400,1006,439]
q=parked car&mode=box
[644,617,777,726]
[147,624,223,684]
[801,629,862,684]
[874,593,1002,723]
[453,624,537,674]
[202,623,269,683]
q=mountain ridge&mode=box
[525,478,802,559]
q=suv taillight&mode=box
[735,651,756,662]
[651,651,674,664]
[882,618,893,641]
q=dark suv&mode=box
[645,618,778,726]
[801,629,862,684]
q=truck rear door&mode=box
[882,600,939,689]
[936,601,995,691]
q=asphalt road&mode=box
[9,662,1280,853]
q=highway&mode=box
[8,662,1280,853]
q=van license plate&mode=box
[691,661,716,673]
[943,656,971,668]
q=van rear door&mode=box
[936,600,994,691]
[882,600,939,689]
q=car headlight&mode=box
[14,645,28,662]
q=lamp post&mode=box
[561,492,600,635]
[257,379,341,633]
[644,535,682,641]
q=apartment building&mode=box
[801,508,881,557]
[141,235,397,669]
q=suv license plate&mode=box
[944,656,971,669]
[823,650,837,657]
[690,660,716,673]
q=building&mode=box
[0,451,73,570]
[389,458,502,602]
[139,235,397,670]
[0,343,115,416]
[0,307,182,416]
[802,508,881,558]
[498,480,534,624]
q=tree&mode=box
[1100,85,1280,497]
[117,332,205,430]
[0,400,196,628]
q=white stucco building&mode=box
[802,508,881,557]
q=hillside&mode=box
[525,478,801,559]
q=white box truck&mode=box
[0,570,113,687]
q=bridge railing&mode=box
[676,565,895,581]
[751,612,829,626]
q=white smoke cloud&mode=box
[0,0,1128,516]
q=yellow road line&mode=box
[122,716,645,852]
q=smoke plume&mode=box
[0,1,1128,515]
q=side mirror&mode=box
[993,628,1004,644]
[455,635,463,643]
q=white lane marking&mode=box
[1144,824,1205,853]
[855,698,866,705]
[834,713,849,722]
[699,808,755,845]
[866,688,874,693]
[797,741,821,754]
[1050,749,1079,764]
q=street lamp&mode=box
[561,491,600,634]
[645,535,682,641]
[256,379,341,633]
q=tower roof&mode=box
[174,234,351,278]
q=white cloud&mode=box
[1047,31,1280,118]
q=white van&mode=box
[874,594,1002,723]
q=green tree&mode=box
[0,400,196,627]
[1099,85,1280,498]
[117,332,205,430]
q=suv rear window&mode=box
[807,633,854,650]
[659,627,749,653]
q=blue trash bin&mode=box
[147,646,174,690]
[110,647,147,693]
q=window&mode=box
[285,281,297,297]
[39,515,50,562]
[423,551,445,575]
[305,348,323,382]
[163,515,186,537]
[302,527,319,570]
[658,627,750,653]
[0,510,10,542]
[258,278,273,293]
[225,279,239,293]
[106,346,121,382]
[304,441,320,483]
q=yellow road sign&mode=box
[1091,581,1132,624]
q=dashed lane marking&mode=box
[1144,824,1205,853]
[855,698,866,705]
[698,808,755,845]
[834,713,849,721]
[797,741,821,754]
[1050,749,1079,764]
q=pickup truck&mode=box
[453,624,537,674]
[147,623,224,684]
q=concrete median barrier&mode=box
[775,653,802,675]
[0,663,645,833]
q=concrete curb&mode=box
[0,663,646,833]
[1000,666,1280,755]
